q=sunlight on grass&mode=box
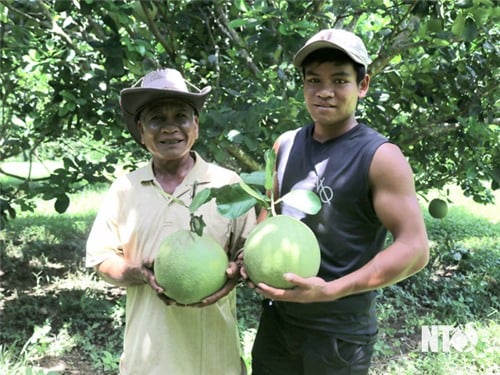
[0,160,63,179]
[1,160,111,220]
[18,185,109,218]
[67,187,109,216]
[0,320,78,375]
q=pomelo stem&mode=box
[270,186,277,217]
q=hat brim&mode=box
[120,86,211,146]
[293,41,366,69]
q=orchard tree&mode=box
[0,0,498,221]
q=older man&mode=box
[86,68,256,375]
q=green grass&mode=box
[369,188,499,374]
[1,160,64,180]
[0,178,498,374]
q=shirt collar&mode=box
[138,151,211,199]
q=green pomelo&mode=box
[154,230,228,304]
[428,198,448,219]
[243,215,321,289]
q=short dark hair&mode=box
[301,48,366,84]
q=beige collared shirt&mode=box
[86,152,256,375]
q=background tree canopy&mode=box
[1,0,499,220]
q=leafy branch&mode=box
[152,149,321,237]
[188,149,321,235]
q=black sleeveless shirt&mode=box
[274,123,388,336]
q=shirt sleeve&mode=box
[85,185,123,268]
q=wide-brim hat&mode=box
[120,68,211,145]
[293,29,370,70]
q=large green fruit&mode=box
[428,198,448,219]
[243,215,321,289]
[154,230,228,304]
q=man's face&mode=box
[303,60,369,129]
[138,99,199,160]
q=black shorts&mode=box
[251,300,376,375]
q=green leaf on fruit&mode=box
[238,180,268,207]
[189,187,212,213]
[241,170,266,187]
[278,189,322,215]
[213,184,258,219]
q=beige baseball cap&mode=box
[293,29,370,70]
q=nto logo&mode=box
[421,325,478,352]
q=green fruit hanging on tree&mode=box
[428,198,448,219]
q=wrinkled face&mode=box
[137,99,199,160]
[303,61,369,129]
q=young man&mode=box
[249,29,429,375]
[86,68,256,374]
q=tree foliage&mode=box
[1,0,499,220]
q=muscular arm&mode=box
[256,143,429,302]
[322,143,429,297]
